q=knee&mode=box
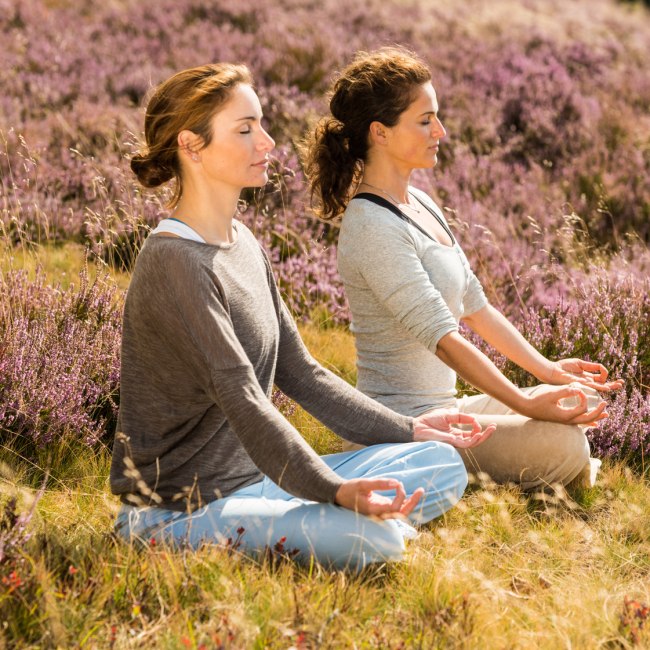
[523,425,591,489]
[303,513,406,572]
[409,442,468,523]
[345,520,406,570]
[559,426,591,483]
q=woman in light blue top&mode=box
[303,47,623,489]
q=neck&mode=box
[360,158,413,204]
[171,177,241,245]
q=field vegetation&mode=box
[1,0,649,647]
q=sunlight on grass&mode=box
[0,241,131,291]
[1,246,648,647]
[2,452,648,648]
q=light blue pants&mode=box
[115,441,467,571]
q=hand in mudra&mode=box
[522,384,607,426]
[413,409,496,449]
[335,478,424,519]
[549,358,624,392]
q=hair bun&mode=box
[130,152,174,188]
[324,117,346,137]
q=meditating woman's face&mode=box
[379,82,446,171]
[195,83,275,190]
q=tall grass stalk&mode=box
[1,445,648,648]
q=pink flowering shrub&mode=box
[0,0,649,463]
[0,264,122,449]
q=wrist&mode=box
[411,417,422,442]
[536,360,556,383]
[334,483,345,507]
[509,390,532,416]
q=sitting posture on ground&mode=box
[303,47,623,489]
[110,62,494,571]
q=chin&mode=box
[250,175,269,188]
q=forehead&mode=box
[404,82,438,115]
[211,83,262,124]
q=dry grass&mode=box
[1,242,648,649]
[2,448,649,648]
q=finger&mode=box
[447,424,471,435]
[444,412,481,426]
[398,487,424,517]
[477,423,497,443]
[582,379,624,392]
[558,387,588,414]
[361,478,401,493]
[581,361,608,382]
[446,413,483,436]
[568,401,607,424]
[455,423,496,448]
[390,481,406,511]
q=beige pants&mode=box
[342,385,600,491]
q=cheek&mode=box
[208,142,250,174]
[403,135,427,158]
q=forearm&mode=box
[276,350,414,445]
[462,305,553,381]
[436,331,529,413]
[273,280,414,444]
[211,366,344,503]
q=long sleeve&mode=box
[170,256,344,503]
[258,249,414,445]
[111,230,350,510]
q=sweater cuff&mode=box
[324,476,345,504]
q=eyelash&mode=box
[239,128,251,135]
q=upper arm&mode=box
[340,210,458,351]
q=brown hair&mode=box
[302,47,431,221]
[130,63,253,208]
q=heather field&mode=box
[1,0,650,647]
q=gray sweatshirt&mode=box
[110,222,413,512]
[337,187,488,417]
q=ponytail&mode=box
[302,117,363,221]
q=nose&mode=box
[432,117,446,139]
[257,127,275,152]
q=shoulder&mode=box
[130,237,226,307]
[341,196,411,239]
[233,220,273,272]
[135,235,207,277]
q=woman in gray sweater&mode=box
[110,63,494,571]
[304,47,623,490]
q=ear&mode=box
[368,121,389,147]
[178,130,202,162]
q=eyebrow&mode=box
[418,110,438,117]
[235,115,261,122]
